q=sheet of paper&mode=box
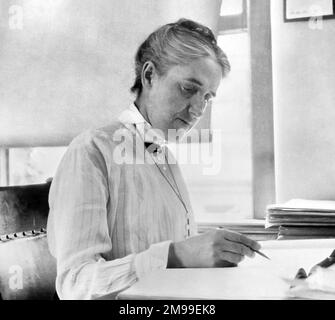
[268,198,335,212]
[118,267,289,300]
[117,239,335,300]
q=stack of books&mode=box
[266,199,335,240]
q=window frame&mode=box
[218,0,275,219]
[248,0,275,219]
[218,0,248,34]
[0,149,10,186]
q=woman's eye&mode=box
[180,85,198,96]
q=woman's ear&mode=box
[141,61,156,90]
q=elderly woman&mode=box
[47,18,260,300]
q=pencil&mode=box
[254,249,270,260]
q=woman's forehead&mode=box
[167,58,222,88]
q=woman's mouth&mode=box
[177,118,191,126]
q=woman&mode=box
[47,18,261,300]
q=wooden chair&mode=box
[0,182,57,299]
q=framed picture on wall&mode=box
[284,0,335,22]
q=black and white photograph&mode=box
[0,0,335,306]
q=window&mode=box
[176,0,253,223]
[0,147,66,186]
[219,0,247,33]
[220,0,243,15]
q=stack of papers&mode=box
[198,219,278,241]
[266,199,335,240]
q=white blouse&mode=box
[47,104,197,299]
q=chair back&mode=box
[0,182,56,300]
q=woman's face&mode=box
[146,57,222,141]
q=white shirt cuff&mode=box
[133,240,172,279]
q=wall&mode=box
[0,0,221,147]
[271,1,335,201]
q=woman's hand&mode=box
[167,229,261,268]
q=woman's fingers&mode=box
[215,250,245,265]
[220,229,261,251]
[211,229,261,260]
[215,240,255,258]
[171,229,262,268]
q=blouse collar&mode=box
[118,103,167,147]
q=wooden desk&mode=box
[115,239,335,300]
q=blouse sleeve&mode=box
[47,131,172,300]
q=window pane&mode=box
[176,32,252,223]
[9,147,66,185]
[220,0,243,16]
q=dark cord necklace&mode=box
[134,124,191,238]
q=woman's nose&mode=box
[189,95,207,118]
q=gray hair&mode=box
[130,18,231,96]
